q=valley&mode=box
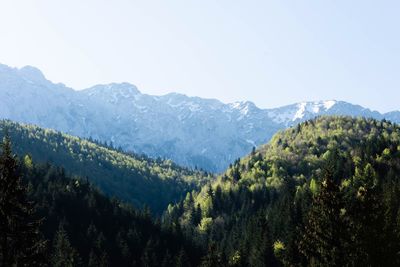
[1,2,398,266]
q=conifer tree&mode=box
[350,163,388,265]
[161,249,173,267]
[88,250,99,267]
[200,243,221,267]
[52,224,80,267]
[0,133,46,266]
[176,248,191,267]
[141,238,158,267]
[248,214,275,267]
[299,154,350,266]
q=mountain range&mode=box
[0,63,399,172]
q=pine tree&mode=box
[200,243,221,267]
[51,224,80,267]
[0,133,46,266]
[176,248,191,267]
[161,249,173,267]
[299,155,350,266]
[350,163,388,265]
[98,251,109,267]
[248,214,276,267]
[88,250,99,267]
[141,238,158,267]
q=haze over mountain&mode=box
[0,63,399,172]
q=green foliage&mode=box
[0,134,46,266]
[19,156,202,266]
[52,224,81,267]
[165,116,400,266]
[299,160,351,266]
[309,178,318,195]
[4,115,400,266]
[0,120,211,213]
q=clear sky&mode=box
[0,0,399,112]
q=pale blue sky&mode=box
[0,0,399,112]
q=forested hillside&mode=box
[165,116,400,266]
[0,120,211,213]
[28,163,204,266]
[0,136,202,266]
[3,116,400,266]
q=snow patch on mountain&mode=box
[230,101,252,115]
[246,139,256,147]
[324,100,336,110]
[294,102,307,120]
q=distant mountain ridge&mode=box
[0,63,398,172]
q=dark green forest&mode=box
[0,134,202,266]
[0,120,211,214]
[2,116,400,266]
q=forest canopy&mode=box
[165,116,400,266]
[2,116,400,266]
[0,120,211,213]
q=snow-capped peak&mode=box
[293,100,337,120]
[267,100,338,125]
[104,83,140,96]
[229,101,257,116]
[323,100,336,110]
[83,82,141,99]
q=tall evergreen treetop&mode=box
[0,133,46,266]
